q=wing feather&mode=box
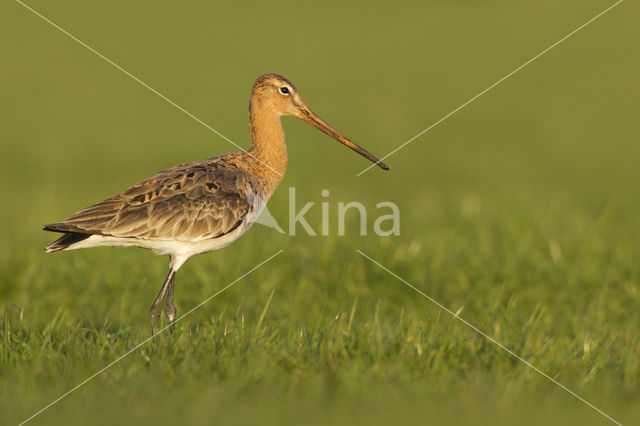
[45,158,259,242]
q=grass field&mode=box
[1,0,639,424]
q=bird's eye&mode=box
[279,87,290,95]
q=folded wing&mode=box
[44,160,259,242]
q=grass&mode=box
[1,0,639,424]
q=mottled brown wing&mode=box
[45,160,258,242]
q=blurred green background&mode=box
[1,0,639,424]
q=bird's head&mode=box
[251,73,389,170]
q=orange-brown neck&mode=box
[247,101,288,191]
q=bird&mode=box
[43,74,389,335]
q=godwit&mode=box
[44,74,389,334]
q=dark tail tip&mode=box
[45,232,90,253]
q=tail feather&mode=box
[44,231,91,253]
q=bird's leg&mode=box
[164,273,177,334]
[150,269,175,335]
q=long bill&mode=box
[296,106,389,170]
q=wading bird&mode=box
[44,74,389,334]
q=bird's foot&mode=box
[150,305,162,336]
[165,303,177,335]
